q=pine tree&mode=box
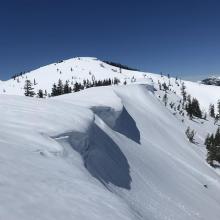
[185,95,193,119]
[162,82,168,91]
[51,83,58,97]
[191,98,202,118]
[113,77,120,85]
[162,93,168,106]
[185,127,196,143]
[37,89,44,98]
[207,145,217,166]
[214,127,220,146]
[209,104,215,118]
[218,100,220,116]
[204,134,210,148]
[73,82,80,92]
[64,80,71,94]
[24,80,35,97]
[181,82,186,102]
[205,129,220,166]
[57,79,64,95]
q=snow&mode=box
[0,94,135,220]
[1,57,220,219]
[1,56,220,111]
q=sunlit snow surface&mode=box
[1,58,220,219]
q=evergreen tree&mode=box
[207,144,217,166]
[73,82,81,92]
[37,89,44,98]
[162,82,168,91]
[64,80,71,94]
[209,104,215,118]
[51,83,58,97]
[181,82,187,102]
[204,134,211,148]
[185,97,202,118]
[191,98,202,118]
[205,129,220,166]
[24,80,35,97]
[214,127,220,146]
[185,127,196,143]
[113,77,120,85]
[185,95,193,119]
[57,79,64,95]
[218,100,220,116]
[162,93,168,106]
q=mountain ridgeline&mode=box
[1,57,220,220]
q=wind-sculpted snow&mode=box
[91,106,121,128]
[56,84,220,220]
[1,82,220,220]
[114,107,140,144]
[66,122,131,189]
[0,94,136,220]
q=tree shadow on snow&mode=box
[69,124,132,190]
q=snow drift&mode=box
[1,57,220,219]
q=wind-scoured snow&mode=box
[1,57,220,219]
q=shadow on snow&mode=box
[68,124,132,190]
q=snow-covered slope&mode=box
[1,57,220,111]
[1,82,220,220]
[1,57,220,219]
[0,57,142,96]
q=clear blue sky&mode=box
[1,0,220,80]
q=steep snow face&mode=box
[0,94,135,220]
[1,83,220,220]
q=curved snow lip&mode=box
[71,123,131,190]
[91,106,140,144]
[114,107,140,144]
[56,122,132,190]
[91,106,121,128]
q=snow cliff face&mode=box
[1,58,220,220]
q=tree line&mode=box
[24,77,120,98]
[103,61,139,71]
[205,128,220,166]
